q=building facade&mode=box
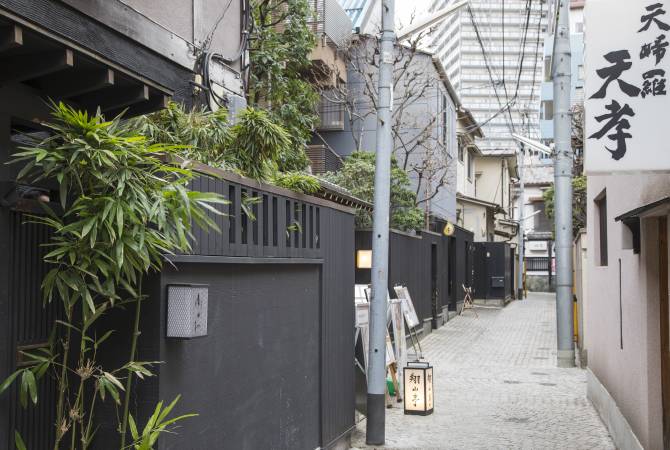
[429,0,547,154]
[0,2,359,449]
[517,0,585,292]
[538,0,585,142]
[314,32,461,223]
[585,174,670,450]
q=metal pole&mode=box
[552,0,575,368]
[366,0,395,444]
[517,147,525,300]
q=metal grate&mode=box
[526,257,550,272]
[166,285,208,338]
[318,90,346,130]
[307,0,353,47]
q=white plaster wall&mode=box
[459,202,487,241]
[585,173,670,450]
[474,157,504,206]
[457,159,466,194]
[457,156,476,197]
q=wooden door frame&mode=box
[659,216,670,449]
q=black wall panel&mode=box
[355,230,451,321]
[450,226,474,310]
[472,242,514,300]
[157,263,321,450]
[320,209,355,447]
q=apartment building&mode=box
[429,0,547,154]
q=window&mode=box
[533,201,552,233]
[544,56,552,81]
[595,192,608,266]
[458,144,464,162]
[575,21,584,33]
[578,64,585,80]
[317,89,344,131]
[541,100,554,120]
[467,151,474,180]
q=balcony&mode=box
[308,0,352,88]
[308,0,353,48]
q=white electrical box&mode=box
[166,284,208,338]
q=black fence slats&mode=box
[183,174,330,260]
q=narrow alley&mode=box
[351,293,615,449]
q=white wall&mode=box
[457,148,477,197]
[457,201,488,241]
[585,173,670,450]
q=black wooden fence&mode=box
[355,225,476,327]
[0,166,358,450]
[3,212,59,449]
[472,242,514,300]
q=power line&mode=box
[512,0,533,103]
[522,0,544,135]
[501,0,511,112]
[467,5,517,137]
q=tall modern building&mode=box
[429,0,548,154]
[539,0,585,143]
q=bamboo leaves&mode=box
[128,396,197,450]
[0,102,223,449]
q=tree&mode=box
[543,175,586,238]
[571,103,585,175]
[135,102,321,193]
[326,33,456,224]
[247,0,319,172]
[322,151,424,231]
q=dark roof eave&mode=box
[615,197,670,222]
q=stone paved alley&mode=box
[351,293,615,450]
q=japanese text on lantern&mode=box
[408,372,423,409]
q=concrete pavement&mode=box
[350,292,614,450]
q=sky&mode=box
[396,0,432,31]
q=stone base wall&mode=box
[526,274,556,292]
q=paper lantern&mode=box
[403,361,434,415]
[356,249,372,269]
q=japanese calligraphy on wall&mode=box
[585,0,670,173]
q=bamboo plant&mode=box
[0,103,225,449]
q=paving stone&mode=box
[350,292,614,450]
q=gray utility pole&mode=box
[367,0,395,444]
[552,0,575,368]
[517,146,525,300]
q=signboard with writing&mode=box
[394,286,421,329]
[585,0,670,173]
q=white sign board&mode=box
[355,303,369,327]
[526,241,547,251]
[585,0,670,173]
[394,286,421,329]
